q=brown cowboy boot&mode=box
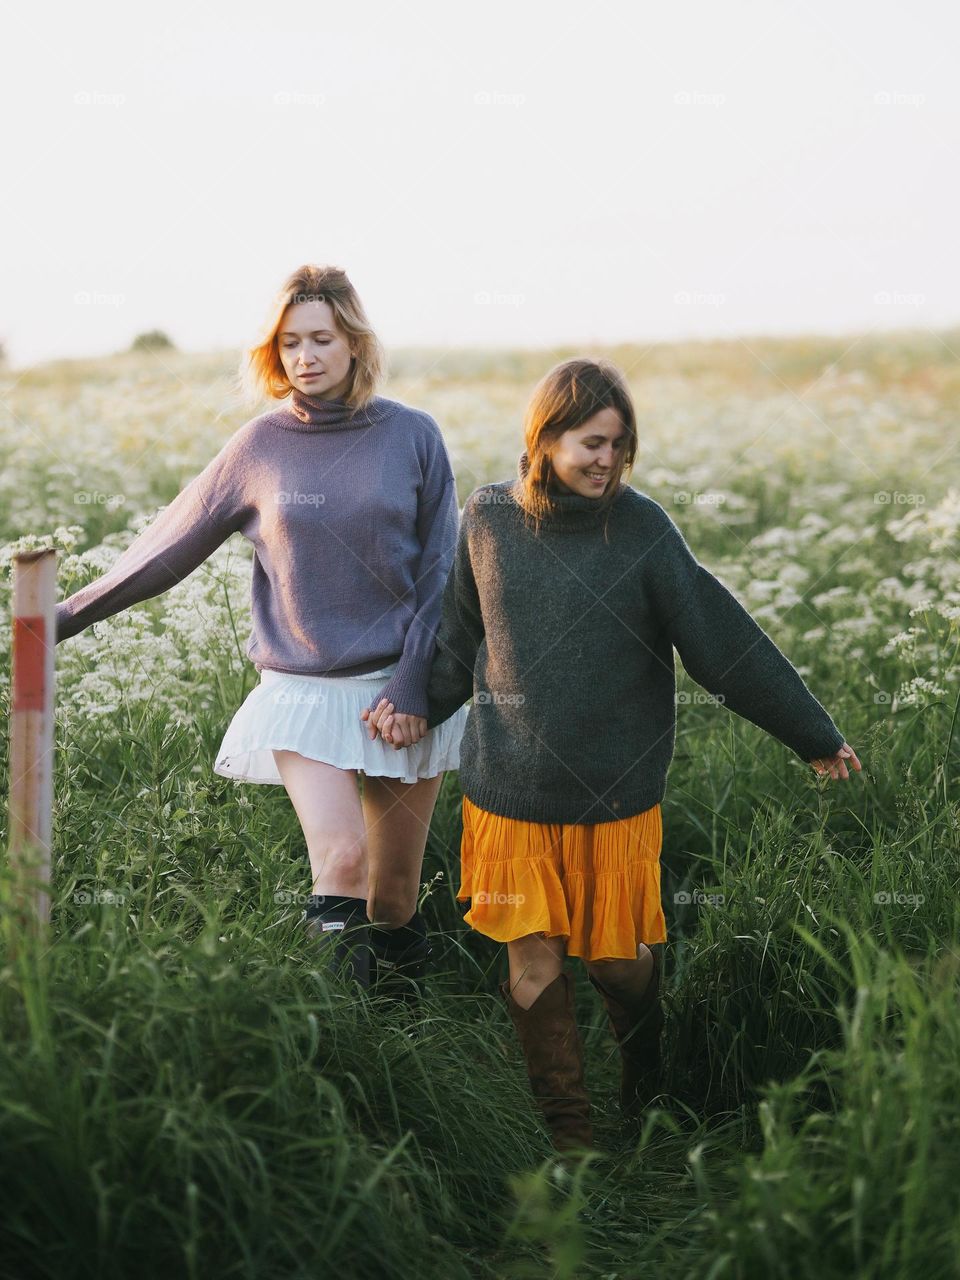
[499,970,594,1154]
[587,946,664,1118]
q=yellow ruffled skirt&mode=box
[458,795,667,962]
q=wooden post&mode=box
[6,549,56,933]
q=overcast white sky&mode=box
[1,0,956,368]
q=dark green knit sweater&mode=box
[424,452,845,824]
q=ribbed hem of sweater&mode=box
[253,655,400,678]
[458,773,669,825]
[365,648,433,720]
[786,724,846,762]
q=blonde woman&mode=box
[56,264,468,1000]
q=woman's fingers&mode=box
[366,705,429,750]
[371,699,393,729]
[362,699,394,740]
[840,743,862,771]
[830,743,860,779]
[386,713,424,749]
[394,716,414,748]
[385,715,409,749]
[811,742,862,781]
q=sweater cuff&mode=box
[791,723,846,763]
[56,601,79,643]
[366,650,432,720]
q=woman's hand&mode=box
[360,699,428,749]
[809,742,862,780]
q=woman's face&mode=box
[548,407,629,498]
[278,298,354,399]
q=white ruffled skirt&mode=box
[213,662,468,785]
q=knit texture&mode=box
[55,391,459,719]
[424,450,845,823]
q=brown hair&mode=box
[240,264,386,409]
[515,358,637,541]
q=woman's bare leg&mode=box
[360,772,444,926]
[585,943,655,993]
[505,933,567,1009]
[272,750,367,896]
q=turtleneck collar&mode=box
[279,389,392,433]
[512,449,625,530]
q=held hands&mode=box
[360,698,428,749]
[809,742,862,780]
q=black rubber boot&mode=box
[367,909,432,1005]
[303,894,372,989]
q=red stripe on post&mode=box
[12,615,47,711]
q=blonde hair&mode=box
[516,358,637,541]
[240,264,386,409]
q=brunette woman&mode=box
[366,357,860,1151]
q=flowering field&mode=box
[0,331,959,1278]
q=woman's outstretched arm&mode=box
[645,506,848,765]
[56,431,249,642]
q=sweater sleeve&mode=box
[56,431,249,643]
[423,493,485,730]
[365,418,460,720]
[647,508,846,763]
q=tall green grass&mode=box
[1,674,957,1277]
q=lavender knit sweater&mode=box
[55,390,459,720]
